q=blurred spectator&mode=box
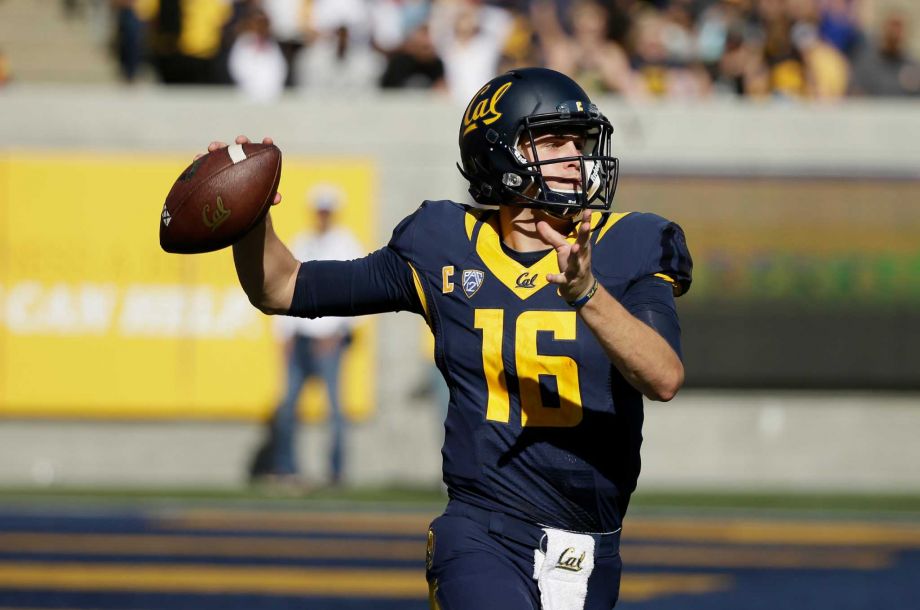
[212,0,250,85]
[228,8,287,102]
[760,1,807,99]
[148,0,232,84]
[532,0,641,96]
[299,0,381,90]
[429,0,513,104]
[263,0,310,87]
[370,0,432,53]
[700,0,751,94]
[629,6,711,98]
[792,20,849,99]
[696,0,730,67]
[496,7,539,72]
[818,0,863,57]
[250,186,363,490]
[110,0,146,83]
[41,0,920,101]
[379,23,446,89]
[850,12,920,96]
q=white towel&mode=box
[532,528,596,610]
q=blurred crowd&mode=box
[103,0,919,102]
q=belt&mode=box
[446,500,621,556]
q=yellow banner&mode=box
[0,151,377,422]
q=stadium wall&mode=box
[1,86,918,491]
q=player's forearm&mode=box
[232,213,300,315]
[578,286,684,401]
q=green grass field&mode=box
[1,485,919,519]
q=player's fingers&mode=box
[536,220,569,249]
[576,233,591,266]
[272,192,282,205]
[546,273,565,284]
[567,243,582,268]
[207,141,227,152]
[235,135,251,145]
[576,211,591,244]
[262,137,274,145]
[564,260,584,281]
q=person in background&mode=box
[111,0,146,83]
[262,0,310,87]
[791,20,849,100]
[370,0,432,55]
[147,0,232,84]
[850,11,920,96]
[628,4,711,98]
[300,0,380,90]
[429,0,513,104]
[228,7,287,103]
[818,0,863,58]
[379,22,446,90]
[250,186,363,489]
[531,0,642,97]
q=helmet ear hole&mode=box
[502,173,523,188]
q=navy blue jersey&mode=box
[290,200,691,533]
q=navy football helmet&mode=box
[457,68,619,215]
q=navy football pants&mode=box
[426,501,623,610]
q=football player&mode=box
[218,67,692,609]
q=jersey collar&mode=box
[467,210,603,300]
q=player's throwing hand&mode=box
[195,135,283,206]
[536,209,596,304]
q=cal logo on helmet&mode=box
[462,82,512,137]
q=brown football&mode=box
[160,143,282,254]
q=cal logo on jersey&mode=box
[515,271,538,289]
[462,269,485,298]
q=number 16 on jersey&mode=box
[474,309,583,428]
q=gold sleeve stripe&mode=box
[408,262,430,322]
[655,273,676,285]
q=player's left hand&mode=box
[536,209,595,303]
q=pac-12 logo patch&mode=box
[462,269,484,298]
